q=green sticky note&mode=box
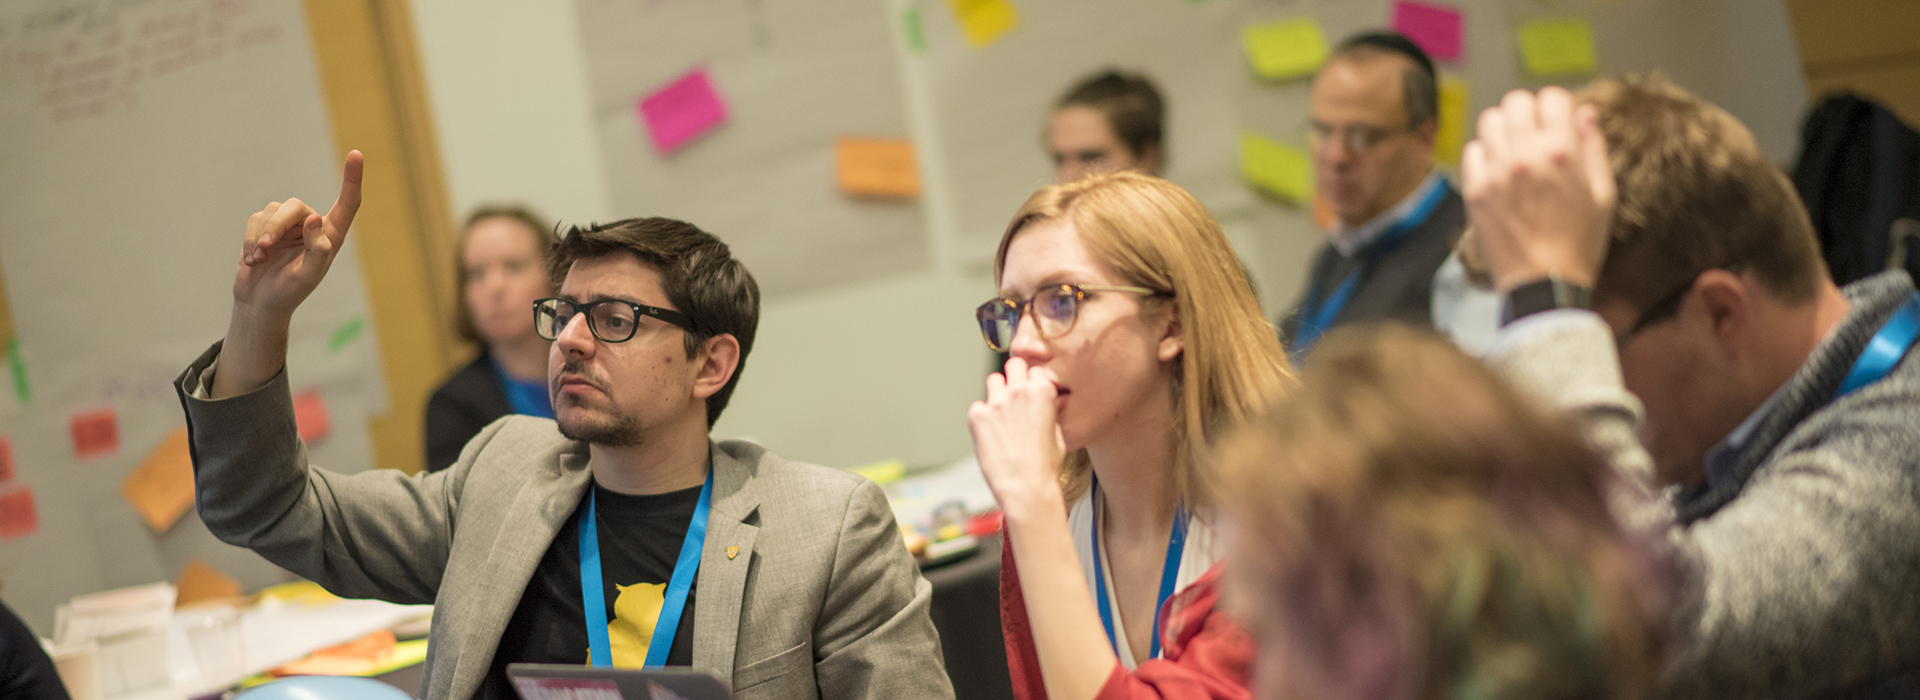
[904,8,926,53]
[1434,75,1469,166]
[7,338,27,405]
[1241,18,1327,80]
[1240,132,1312,203]
[1517,17,1597,76]
[328,316,365,354]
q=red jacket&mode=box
[999,536,1255,700]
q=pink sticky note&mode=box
[638,68,729,154]
[71,407,119,460]
[1393,1,1463,62]
[294,390,331,443]
[0,484,36,539]
[0,436,13,482]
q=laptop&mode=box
[507,664,735,700]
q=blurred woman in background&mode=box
[424,206,558,472]
[969,171,1292,699]
[1216,325,1672,700]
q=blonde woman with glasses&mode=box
[968,172,1293,700]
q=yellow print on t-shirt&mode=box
[598,582,666,667]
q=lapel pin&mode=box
[726,546,739,560]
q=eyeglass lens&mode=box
[535,299,641,343]
[976,285,1082,352]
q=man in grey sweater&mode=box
[1460,77,1920,698]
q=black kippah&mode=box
[1338,31,1437,81]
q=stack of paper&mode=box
[54,583,177,697]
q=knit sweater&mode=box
[1488,270,1920,699]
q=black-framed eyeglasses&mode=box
[1613,262,1745,349]
[975,283,1160,353]
[1307,119,1416,155]
[534,297,693,344]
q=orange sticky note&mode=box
[0,435,13,482]
[174,559,242,607]
[836,137,921,199]
[0,484,36,539]
[294,390,331,443]
[123,427,196,532]
[71,407,119,460]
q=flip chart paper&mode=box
[1240,132,1313,203]
[0,485,36,540]
[71,407,119,460]
[1242,18,1327,80]
[1394,2,1464,62]
[945,0,1018,49]
[174,559,242,607]
[1518,17,1597,76]
[1435,75,1469,166]
[294,390,331,443]
[123,428,195,532]
[638,68,729,154]
[836,137,921,198]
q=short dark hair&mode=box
[1332,31,1439,129]
[548,218,760,427]
[1055,69,1165,162]
[455,205,559,344]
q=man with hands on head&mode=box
[1464,78,1920,698]
[175,152,952,700]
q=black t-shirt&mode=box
[478,481,701,700]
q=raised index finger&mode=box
[324,150,364,233]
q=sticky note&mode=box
[70,407,119,460]
[836,137,921,199]
[7,338,27,405]
[1242,18,1327,80]
[1517,17,1597,76]
[638,68,729,155]
[1394,1,1463,62]
[0,484,35,539]
[945,0,1018,49]
[903,8,925,53]
[1240,132,1313,203]
[328,316,365,354]
[294,390,331,443]
[1434,75,1469,166]
[174,559,243,607]
[123,427,195,532]
[0,435,13,482]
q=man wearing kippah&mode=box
[1281,31,1471,356]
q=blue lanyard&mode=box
[580,464,713,668]
[1836,294,1920,398]
[1089,480,1188,661]
[1293,180,1453,355]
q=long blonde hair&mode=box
[994,172,1294,512]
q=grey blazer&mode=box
[1487,271,1920,699]
[174,343,954,700]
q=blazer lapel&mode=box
[445,444,592,699]
[692,442,761,679]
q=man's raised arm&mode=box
[211,150,363,399]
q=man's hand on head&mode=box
[211,151,364,399]
[1461,88,1614,292]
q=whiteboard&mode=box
[575,0,927,298]
[0,0,386,634]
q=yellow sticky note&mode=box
[836,137,921,199]
[1241,132,1313,203]
[945,0,1018,49]
[1434,75,1469,166]
[123,427,196,532]
[1242,18,1327,80]
[1517,17,1597,76]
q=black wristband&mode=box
[1500,276,1592,326]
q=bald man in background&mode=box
[1281,32,1468,355]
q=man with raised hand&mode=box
[1465,79,1920,697]
[175,152,952,700]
